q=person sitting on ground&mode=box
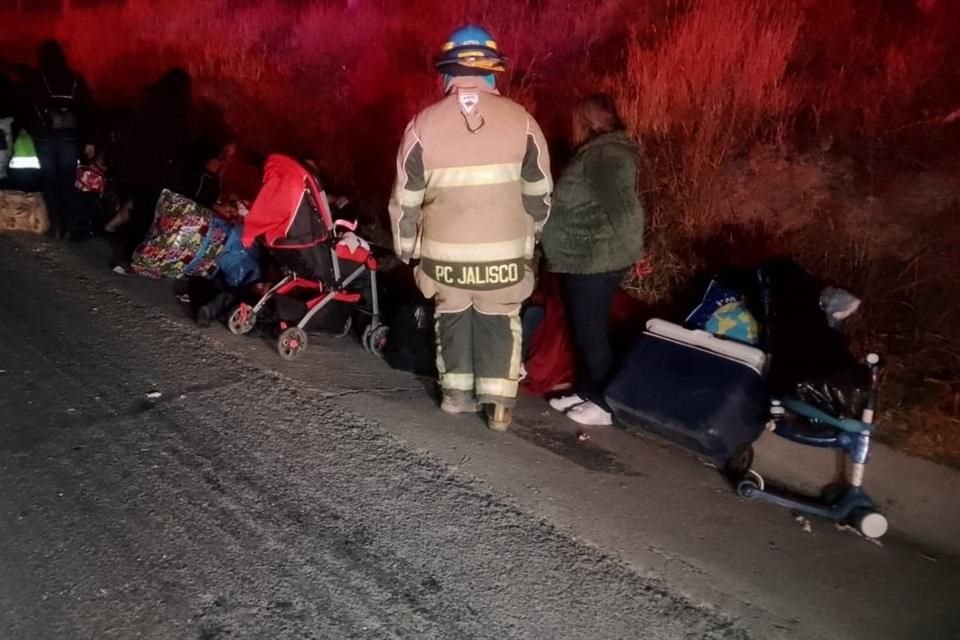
[106,140,236,236]
[540,94,647,426]
[181,139,235,208]
[110,67,194,273]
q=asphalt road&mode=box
[0,236,750,639]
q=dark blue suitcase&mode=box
[605,320,769,464]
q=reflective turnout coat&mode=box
[388,77,552,303]
[388,77,552,406]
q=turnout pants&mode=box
[419,267,534,408]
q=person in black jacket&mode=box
[26,40,95,239]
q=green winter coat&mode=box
[541,131,645,274]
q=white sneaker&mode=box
[567,401,613,426]
[549,394,586,413]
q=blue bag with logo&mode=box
[216,224,261,288]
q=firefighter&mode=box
[388,24,552,431]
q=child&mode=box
[71,145,110,240]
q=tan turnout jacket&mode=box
[388,77,552,292]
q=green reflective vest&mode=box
[10,129,41,170]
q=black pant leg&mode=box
[56,140,80,237]
[562,270,625,408]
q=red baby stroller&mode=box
[230,154,385,360]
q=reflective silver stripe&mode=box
[426,163,522,189]
[477,377,519,399]
[391,130,424,256]
[434,315,446,376]
[421,237,527,262]
[522,117,553,227]
[400,188,426,208]
[9,156,41,169]
[398,236,417,255]
[521,176,551,196]
[442,372,475,392]
[508,312,522,379]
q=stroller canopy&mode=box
[242,154,334,249]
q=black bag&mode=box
[39,73,79,132]
[759,259,857,394]
[383,303,437,377]
[795,365,871,420]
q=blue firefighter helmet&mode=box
[435,25,507,74]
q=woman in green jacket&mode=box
[541,94,646,426]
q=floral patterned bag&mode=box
[75,163,106,194]
[131,189,230,279]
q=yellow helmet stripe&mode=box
[460,59,506,71]
[443,40,499,53]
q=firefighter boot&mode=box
[487,404,512,432]
[440,395,480,415]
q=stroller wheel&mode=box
[228,304,257,336]
[365,324,389,357]
[361,325,372,351]
[277,327,308,361]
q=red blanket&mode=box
[522,272,576,395]
[522,273,648,396]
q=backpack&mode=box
[383,303,437,377]
[38,73,79,132]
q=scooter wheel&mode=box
[852,509,889,540]
[736,477,761,499]
[277,327,308,361]
[227,304,257,336]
